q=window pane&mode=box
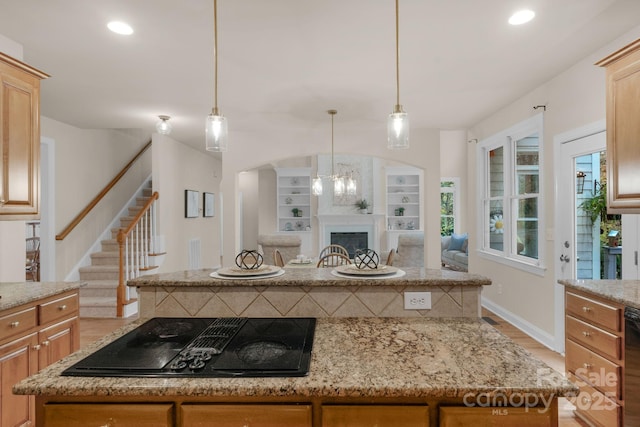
[441,191,454,216]
[516,135,539,195]
[489,201,504,251]
[516,198,538,259]
[489,147,504,197]
[441,217,454,236]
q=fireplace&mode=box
[331,232,368,258]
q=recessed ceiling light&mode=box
[107,21,134,35]
[508,10,535,25]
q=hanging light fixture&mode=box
[576,171,586,194]
[312,110,357,197]
[156,115,172,135]
[387,0,409,149]
[205,0,228,152]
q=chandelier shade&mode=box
[313,110,356,197]
[156,115,172,135]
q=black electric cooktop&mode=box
[62,317,316,378]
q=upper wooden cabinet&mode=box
[0,52,49,220]
[597,38,640,213]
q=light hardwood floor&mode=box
[79,311,586,426]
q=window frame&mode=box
[440,177,460,236]
[476,113,546,275]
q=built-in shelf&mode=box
[275,168,312,232]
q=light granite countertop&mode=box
[558,279,640,309]
[14,317,575,399]
[128,267,492,288]
[0,281,85,312]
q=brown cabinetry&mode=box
[439,406,553,426]
[0,290,79,427]
[565,289,623,426]
[182,404,312,427]
[596,38,640,213]
[0,53,49,220]
[322,405,429,427]
[43,403,174,427]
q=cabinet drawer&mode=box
[566,292,621,332]
[39,293,78,324]
[43,403,174,427]
[568,373,620,427]
[566,315,621,360]
[322,405,429,427]
[0,306,37,341]
[439,406,552,427]
[565,339,621,399]
[182,404,311,427]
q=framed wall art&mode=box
[203,192,215,217]
[185,189,199,218]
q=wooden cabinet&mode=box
[564,289,623,426]
[596,38,640,213]
[43,403,174,427]
[182,404,311,427]
[0,52,49,220]
[0,290,79,427]
[439,406,553,426]
[322,405,429,427]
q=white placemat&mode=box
[331,269,406,280]
[209,269,286,280]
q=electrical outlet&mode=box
[404,292,431,310]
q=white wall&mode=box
[152,134,222,272]
[440,130,469,234]
[469,25,640,349]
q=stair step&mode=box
[79,265,119,281]
[90,251,120,265]
[80,280,119,298]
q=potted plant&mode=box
[355,199,369,214]
[291,208,301,217]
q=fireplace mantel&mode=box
[316,213,384,255]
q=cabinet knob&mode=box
[582,331,591,337]
[58,304,67,311]
[99,418,116,427]
[582,395,591,405]
[33,344,41,351]
[583,363,592,369]
[582,306,592,313]
[10,321,20,328]
[41,340,50,347]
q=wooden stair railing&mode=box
[56,140,152,241]
[116,191,160,317]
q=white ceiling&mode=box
[1,0,639,153]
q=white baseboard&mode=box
[482,297,562,353]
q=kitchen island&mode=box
[129,267,491,319]
[14,316,576,426]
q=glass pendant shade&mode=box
[205,111,228,152]
[387,107,409,149]
[334,176,345,197]
[156,115,172,135]
[312,177,323,196]
[346,176,357,196]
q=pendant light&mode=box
[312,110,357,197]
[156,115,172,135]
[387,0,409,149]
[206,0,228,152]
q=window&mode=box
[477,114,544,273]
[440,178,460,236]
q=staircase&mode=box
[78,186,157,318]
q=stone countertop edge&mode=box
[14,317,576,400]
[0,281,86,311]
[128,267,492,288]
[558,279,640,309]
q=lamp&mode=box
[576,171,586,194]
[156,115,172,135]
[205,0,228,152]
[387,0,409,149]
[312,110,357,197]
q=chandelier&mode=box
[205,0,228,152]
[312,110,357,197]
[387,0,409,149]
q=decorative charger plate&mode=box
[215,265,282,277]
[334,264,399,277]
[290,259,313,265]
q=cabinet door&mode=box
[439,406,552,427]
[0,57,42,219]
[322,405,429,427]
[44,403,174,427]
[0,332,38,427]
[181,404,312,427]
[38,316,79,370]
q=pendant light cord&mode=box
[395,0,400,107]
[213,0,219,114]
[330,110,335,177]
